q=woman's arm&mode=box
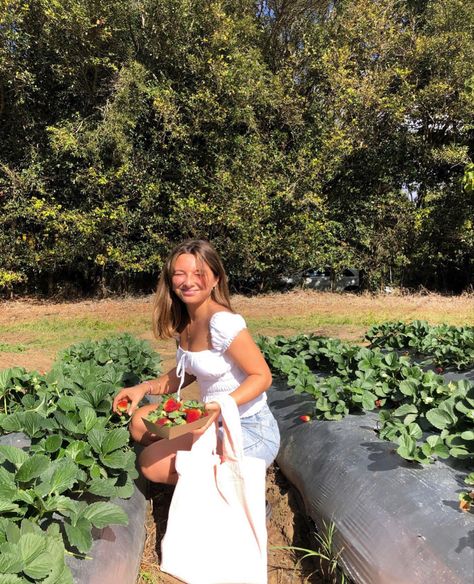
[225,329,272,406]
[195,330,271,434]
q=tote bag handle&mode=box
[214,395,244,462]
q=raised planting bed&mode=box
[267,380,473,584]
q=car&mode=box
[281,267,360,291]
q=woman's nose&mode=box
[183,273,195,286]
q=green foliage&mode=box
[0,519,73,583]
[0,333,162,576]
[258,323,474,468]
[0,0,473,294]
[366,320,474,369]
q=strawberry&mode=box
[157,417,172,427]
[435,366,444,374]
[117,398,129,413]
[299,415,311,423]
[375,399,382,408]
[185,408,202,423]
[163,398,181,413]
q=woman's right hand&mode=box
[112,384,149,416]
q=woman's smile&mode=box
[171,253,218,304]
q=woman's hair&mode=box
[152,239,233,339]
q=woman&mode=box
[112,239,280,485]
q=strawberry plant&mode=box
[0,333,163,581]
[0,518,72,583]
[365,321,474,370]
[258,327,474,478]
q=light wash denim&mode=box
[240,402,280,468]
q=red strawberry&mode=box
[117,398,129,413]
[299,415,311,423]
[435,366,444,374]
[375,399,382,408]
[163,398,181,413]
[157,417,172,427]
[185,408,202,423]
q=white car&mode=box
[281,267,360,291]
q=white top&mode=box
[176,311,267,418]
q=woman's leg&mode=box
[129,403,162,446]
[138,432,194,484]
[239,403,280,468]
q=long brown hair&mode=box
[152,239,233,339]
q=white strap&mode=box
[214,395,244,462]
[175,352,187,401]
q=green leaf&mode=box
[42,495,79,514]
[426,408,454,430]
[54,411,80,435]
[57,396,77,412]
[397,434,416,459]
[5,521,20,544]
[88,428,106,454]
[99,450,128,469]
[433,443,450,458]
[399,380,417,396]
[0,550,23,573]
[83,501,128,528]
[449,447,470,458]
[15,489,36,505]
[36,459,79,497]
[101,428,130,455]
[87,477,117,497]
[22,412,46,437]
[407,423,422,440]
[0,500,21,513]
[19,532,44,566]
[361,391,377,411]
[16,454,50,483]
[64,518,92,554]
[0,445,29,468]
[44,435,63,453]
[24,551,51,579]
[460,430,474,440]
[79,407,98,433]
[393,404,418,417]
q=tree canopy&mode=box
[0,0,473,295]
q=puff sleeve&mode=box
[210,312,247,353]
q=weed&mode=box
[273,519,348,583]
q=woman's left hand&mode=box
[192,401,221,437]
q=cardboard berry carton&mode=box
[142,394,209,439]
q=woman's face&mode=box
[171,253,218,306]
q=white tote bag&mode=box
[160,395,268,584]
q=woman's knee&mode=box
[138,433,193,484]
[129,404,157,442]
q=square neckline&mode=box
[178,310,233,353]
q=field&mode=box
[0,290,472,583]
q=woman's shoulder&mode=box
[209,310,247,351]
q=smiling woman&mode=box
[111,239,280,583]
[112,238,280,478]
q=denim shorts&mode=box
[222,402,280,468]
